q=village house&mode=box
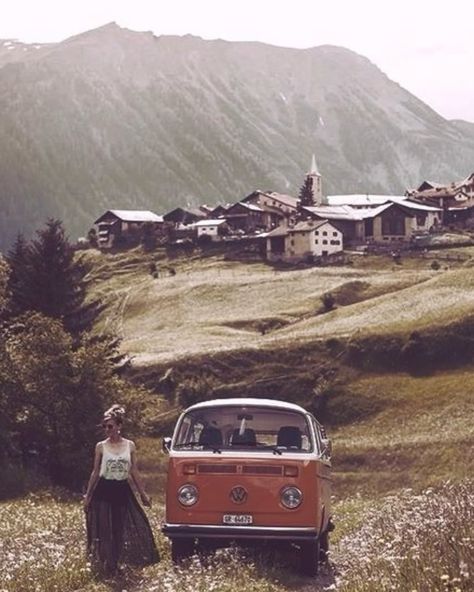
[303,200,441,245]
[194,219,228,241]
[406,174,474,225]
[163,206,207,226]
[242,190,300,229]
[265,219,343,263]
[209,203,234,218]
[94,209,163,249]
[225,201,266,233]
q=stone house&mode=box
[266,219,343,262]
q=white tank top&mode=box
[99,440,131,480]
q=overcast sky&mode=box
[2,0,474,121]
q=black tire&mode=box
[319,529,329,563]
[299,539,320,576]
[171,538,195,563]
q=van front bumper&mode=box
[162,523,319,541]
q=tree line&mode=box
[0,220,152,496]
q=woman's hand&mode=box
[140,493,152,508]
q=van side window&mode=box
[311,418,323,455]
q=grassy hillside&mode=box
[2,247,471,592]
[82,247,474,366]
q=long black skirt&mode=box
[86,478,159,575]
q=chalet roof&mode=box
[304,201,430,221]
[210,203,233,213]
[229,201,264,212]
[265,192,300,209]
[243,190,299,209]
[95,209,163,224]
[264,219,330,238]
[263,226,290,238]
[411,188,466,201]
[416,180,445,191]
[194,219,227,227]
[396,199,441,212]
[303,205,368,221]
[289,219,331,232]
[327,194,407,207]
[457,172,474,186]
[164,206,207,218]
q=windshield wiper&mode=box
[173,442,202,448]
[174,442,222,453]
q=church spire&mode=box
[309,154,319,176]
[306,154,323,206]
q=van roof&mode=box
[184,398,308,414]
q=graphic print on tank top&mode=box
[100,440,131,480]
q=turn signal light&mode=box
[183,464,196,475]
[284,465,299,477]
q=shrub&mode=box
[431,259,441,270]
[321,292,336,311]
[0,312,154,492]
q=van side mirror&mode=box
[321,438,332,458]
[162,437,172,453]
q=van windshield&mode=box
[174,405,312,452]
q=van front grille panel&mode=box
[242,465,282,475]
[198,464,237,474]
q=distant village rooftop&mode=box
[94,209,163,223]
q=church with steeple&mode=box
[298,154,326,208]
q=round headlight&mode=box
[178,484,199,506]
[281,486,303,509]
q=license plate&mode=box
[223,514,253,525]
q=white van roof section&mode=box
[184,398,308,414]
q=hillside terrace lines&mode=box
[104,257,436,365]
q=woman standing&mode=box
[84,404,159,575]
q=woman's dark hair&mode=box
[103,404,126,425]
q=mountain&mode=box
[1,22,474,250]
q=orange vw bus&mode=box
[162,398,333,576]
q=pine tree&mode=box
[5,233,31,317]
[7,220,89,334]
[299,176,314,207]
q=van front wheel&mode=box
[171,538,195,563]
[300,539,320,576]
[319,530,329,562]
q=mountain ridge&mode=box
[1,24,474,250]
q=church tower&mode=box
[307,154,324,206]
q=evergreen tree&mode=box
[299,176,314,207]
[0,255,10,315]
[7,220,89,334]
[5,234,31,316]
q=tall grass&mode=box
[333,481,474,592]
[1,482,472,592]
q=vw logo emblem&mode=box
[230,486,248,504]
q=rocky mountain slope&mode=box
[1,22,474,250]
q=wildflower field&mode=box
[1,480,472,592]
